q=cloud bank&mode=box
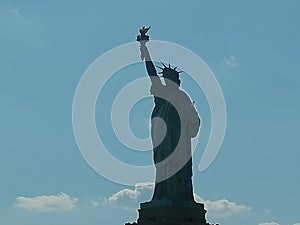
[105,182,154,211]
[194,194,250,218]
[259,222,281,225]
[15,193,78,212]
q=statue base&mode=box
[125,200,208,225]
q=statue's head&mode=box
[157,62,182,86]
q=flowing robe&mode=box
[146,65,200,202]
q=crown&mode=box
[156,62,183,77]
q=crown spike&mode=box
[168,62,171,68]
[155,65,164,70]
[160,61,167,68]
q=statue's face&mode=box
[164,75,180,87]
[163,70,174,78]
[162,68,180,87]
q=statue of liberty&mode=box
[137,27,201,203]
[125,26,208,225]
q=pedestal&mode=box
[126,200,208,225]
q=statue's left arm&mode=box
[182,93,200,138]
[188,103,200,138]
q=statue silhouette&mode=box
[139,41,200,203]
[126,26,208,225]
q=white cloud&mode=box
[194,194,251,218]
[259,222,280,225]
[91,200,99,207]
[258,220,300,225]
[15,193,78,212]
[89,196,109,208]
[104,182,250,218]
[225,55,239,67]
[105,182,154,211]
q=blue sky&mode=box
[1,1,300,225]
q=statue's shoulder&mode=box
[178,89,192,103]
[150,82,164,96]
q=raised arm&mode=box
[139,42,161,85]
